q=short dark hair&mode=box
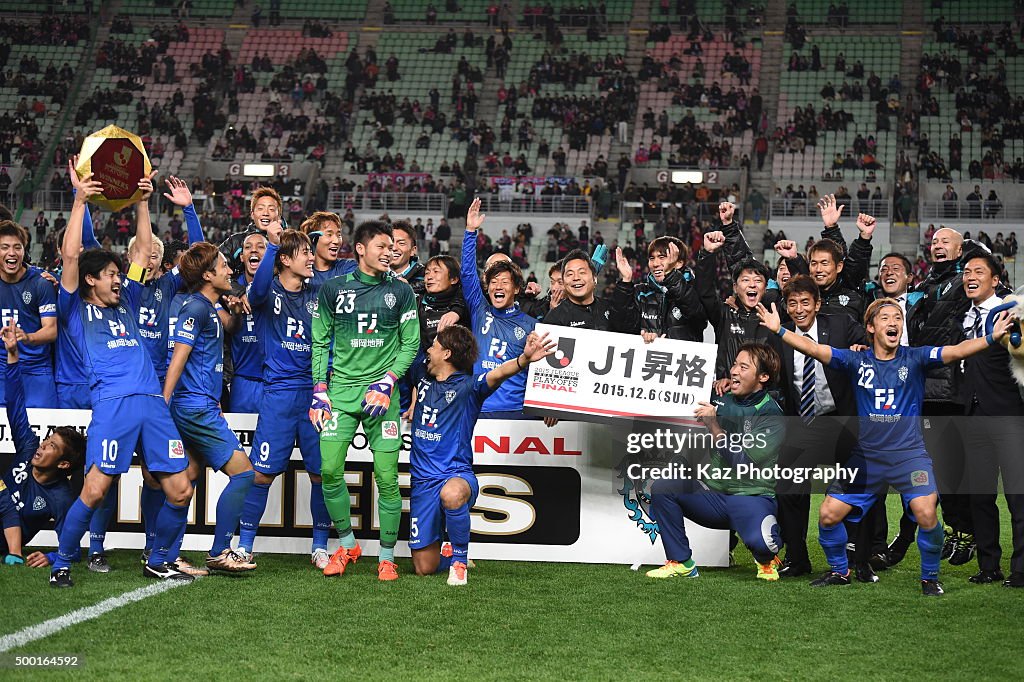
[52,427,86,472]
[353,220,393,247]
[648,235,689,262]
[426,254,460,281]
[484,259,525,292]
[808,238,844,264]
[737,342,781,388]
[782,274,820,302]
[731,258,770,283]
[162,239,188,269]
[0,220,29,247]
[79,249,121,294]
[0,204,12,222]
[879,252,912,274]
[548,261,562,277]
[390,219,417,243]
[178,242,221,292]
[250,186,283,216]
[964,252,1001,279]
[560,249,596,276]
[436,325,478,374]
[275,230,312,269]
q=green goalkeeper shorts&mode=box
[320,384,402,454]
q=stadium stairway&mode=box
[889,0,924,256]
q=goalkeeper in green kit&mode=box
[310,220,420,581]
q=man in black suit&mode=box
[774,275,866,578]
[958,253,1024,587]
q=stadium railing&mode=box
[769,198,891,219]
[327,192,592,216]
[919,201,1023,222]
[621,200,742,224]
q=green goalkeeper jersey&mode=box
[312,269,420,388]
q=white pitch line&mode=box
[0,580,189,653]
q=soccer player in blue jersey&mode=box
[758,297,1013,595]
[301,211,357,289]
[223,232,267,413]
[0,220,58,408]
[49,159,196,587]
[161,242,256,572]
[1,319,85,567]
[85,175,205,573]
[236,222,332,568]
[408,325,555,585]
[461,197,538,417]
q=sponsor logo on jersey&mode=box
[382,421,399,439]
[39,303,56,315]
[169,439,185,459]
[22,290,32,305]
[182,317,195,332]
[911,469,929,486]
[898,366,908,383]
[929,347,940,359]
[32,496,46,511]
[384,292,397,309]
[400,309,417,323]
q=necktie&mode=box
[969,306,983,340]
[799,334,816,424]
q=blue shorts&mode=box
[170,403,243,471]
[23,371,58,408]
[228,376,263,414]
[408,473,479,550]
[828,451,939,522]
[251,386,321,476]
[86,395,188,475]
[56,382,91,410]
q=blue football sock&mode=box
[211,470,254,556]
[54,498,95,570]
[164,480,197,562]
[149,501,189,567]
[917,523,943,580]
[435,553,453,573]
[140,485,165,552]
[310,482,331,552]
[379,543,396,563]
[444,503,471,565]
[238,482,271,553]
[88,486,118,555]
[818,523,849,574]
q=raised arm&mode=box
[248,221,281,308]
[695,232,727,328]
[756,301,833,364]
[163,175,205,244]
[718,201,753,266]
[78,191,101,250]
[941,311,1011,365]
[461,197,486,318]
[62,158,104,293]
[129,171,159,276]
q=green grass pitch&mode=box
[1,497,1022,680]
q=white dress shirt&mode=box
[894,293,909,346]
[962,293,1002,338]
[793,318,837,414]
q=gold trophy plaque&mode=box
[74,125,152,212]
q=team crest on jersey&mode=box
[381,421,399,439]
[21,290,31,305]
[32,496,46,511]
[182,317,195,332]
[384,292,397,309]
[169,439,185,459]
[839,294,850,306]
[445,389,457,404]
[911,469,929,486]
[306,300,316,314]
[671,306,682,320]
[898,366,909,383]
[154,289,163,302]
[514,326,526,340]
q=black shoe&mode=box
[778,559,812,578]
[1002,572,1024,588]
[88,552,111,573]
[855,562,879,583]
[922,579,944,596]
[142,562,195,583]
[940,527,956,560]
[140,549,151,565]
[868,553,890,571]
[948,533,976,566]
[810,570,851,587]
[49,568,73,588]
[886,537,911,567]
[968,569,1005,584]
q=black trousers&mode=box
[776,413,858,564]
[964,414,1024,574]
